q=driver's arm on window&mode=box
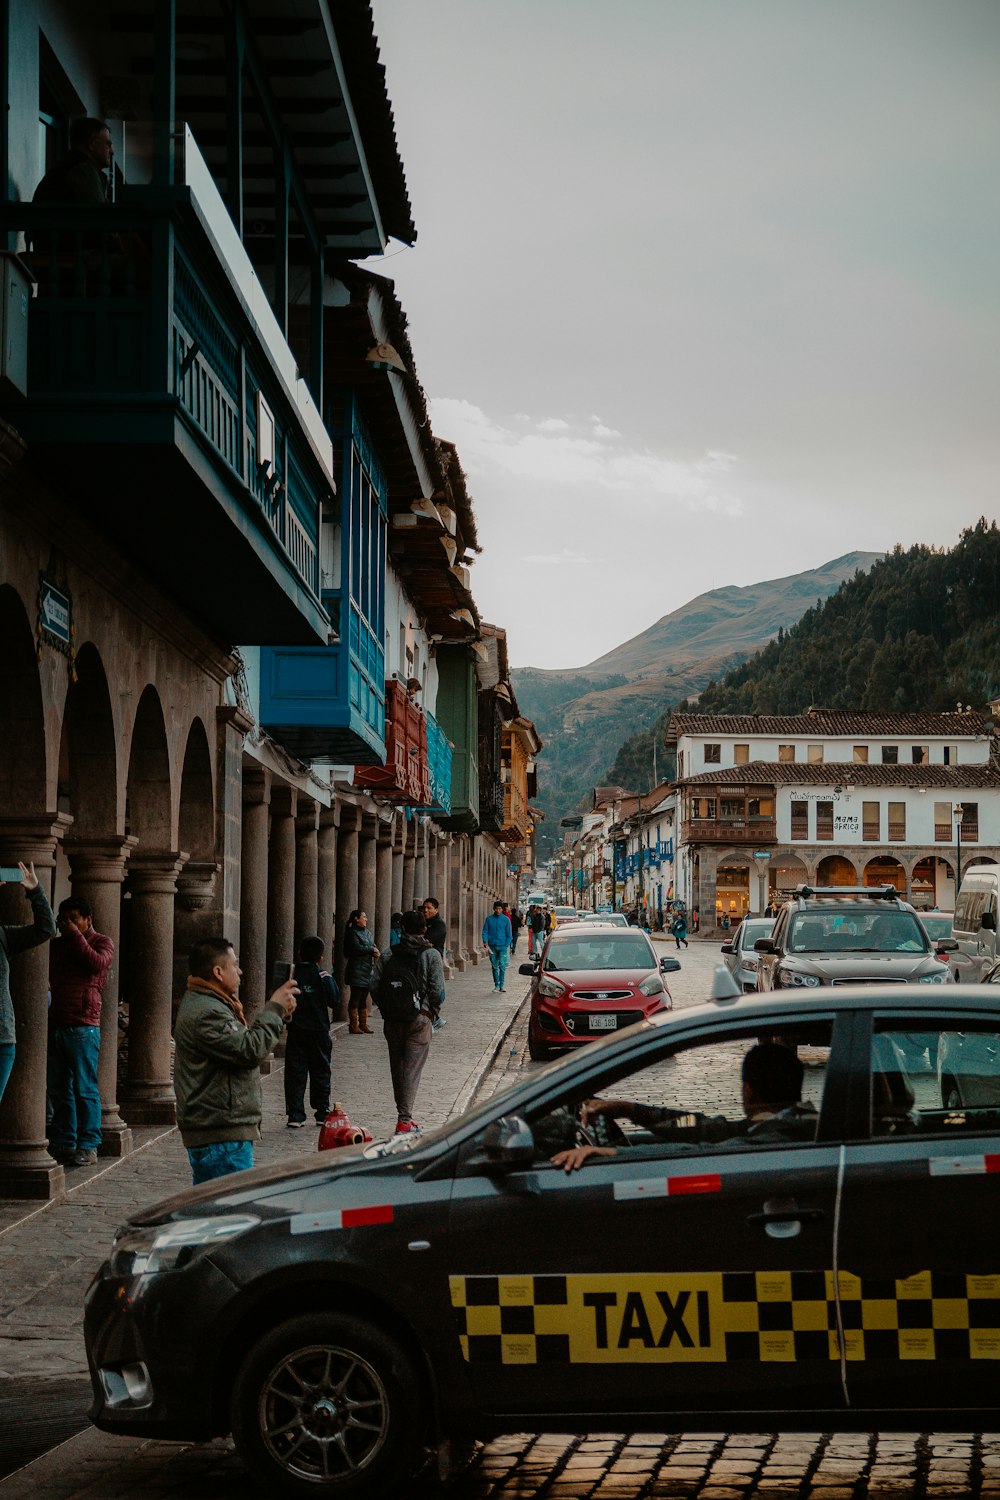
[551,1144,617,1172]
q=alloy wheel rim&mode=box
[258,1342,390,1481]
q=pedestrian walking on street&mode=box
[527,904,545,955]
[174,937,297,1184]
[47,896,114,1167]
[421,897,448,1030]
[482,901,513,991]
[0,862,56,1107]
[372,909,445,1134]
[389,912,403,950]
[343,908,378,1035]
[671,909,689,950]
[509,906,523,954]
[284,936,339,1129]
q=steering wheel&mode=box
[574,1103,598,1146]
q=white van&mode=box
[952,866,1000,980]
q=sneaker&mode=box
[73,1149,98,1167]
[286,1120,307,1129]
[499,986,505,993]
[394,1119,420,1134]
[432,1015,447,1031]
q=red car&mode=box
[520,923,679,1061]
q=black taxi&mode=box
[85,982,1000,1498]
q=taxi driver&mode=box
[551,1041,814,1172]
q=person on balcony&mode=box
[482,901,513,993]
[343,909,378,1035]
[34,117,114,207]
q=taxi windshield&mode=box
[788,909,926,953]
[544,935,654,971]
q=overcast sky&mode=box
[365,1,1000,671]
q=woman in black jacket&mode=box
[343,909,378,1034]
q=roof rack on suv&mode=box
[793,885,901,901]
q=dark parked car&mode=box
[85,981,1000,1499]
[521,923,679,1060]
[721,915,775,991]
[755,885,955,991]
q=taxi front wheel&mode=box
[231,1311,423,1499]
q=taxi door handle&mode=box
[746,1206,824,1226]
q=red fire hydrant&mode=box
[318,1101,373,1152]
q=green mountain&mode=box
[513,551,881,856]
[608,519,1000,793]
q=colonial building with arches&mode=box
[668,709,1000,930]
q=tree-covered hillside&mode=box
[606,520,1000,788]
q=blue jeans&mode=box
[0,1043,15,1106]
[48,1025,102,1154]
[187,1140,254,1185]
[487,945,509,989]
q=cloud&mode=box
[430,397,742,511]
[522,548,588,565]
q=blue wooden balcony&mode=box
[419,712,453,819]
[0,148,331,645]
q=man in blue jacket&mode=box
[482,901,513,993]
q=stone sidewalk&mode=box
[0,956,525,1384]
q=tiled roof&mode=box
[667,710,991,739]
[679,762,1000,789]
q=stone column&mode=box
[121,851,187,1127]
[265,784,297,1002]
[215,704,253,947]
[0,815,71,1199]
[334,803,360,993]
[240,767,270,1023]
[65,836,138,1158]
[375,822,394,953]
[413,819,428,904]
[449,836,466,971]
[295,798,320,947]
[401,820,416,913]
[358,815,378,925]
[317,808,338,967]
[390,821,404,919]
[437,836,453,977]
[427,834,439,907]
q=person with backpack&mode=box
[509,907,523,955]
[284,935,340,1129]
[372,909,445,1134]
[343,909,378,1035]
[527,904,545,956]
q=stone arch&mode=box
[0,584,47,818]
[817,854,859,887]
[125,685,174,849]
[863,854,906,892]
[769,851,810,898]
[965,856,1000,868]
[715,850,752,921]
[178,717,214,862]
[57,643,119,839]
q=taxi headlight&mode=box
[784,970,821,988]
[918,970,949,984]
[639,973,665,996]
[108,1214,259,1277]
[537,975,567,999]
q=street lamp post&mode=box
[954,803,964,903]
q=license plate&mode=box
[590,1015,617,1031]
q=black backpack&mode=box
[374,946,423,1022]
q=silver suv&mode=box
[755,885,956,990]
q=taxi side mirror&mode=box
[480,1114,535,1169]
[981,910,997,932]
[755,937,777,953]
[518,962,538,976]
[659,955,681,973]
[720,941,735,954]
[935,939,959,952]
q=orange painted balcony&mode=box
[355,680,429,803]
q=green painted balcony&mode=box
[0,131,331,645]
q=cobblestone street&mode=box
[0,939,996,1497]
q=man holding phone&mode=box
[173,938,298,1184]
[0,862,57,1107]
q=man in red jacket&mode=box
[48,896,114,1167]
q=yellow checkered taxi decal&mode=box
[449,1271,1000,1365]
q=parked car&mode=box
[551,905,578,927]
[521,925,679,1060]
[952,867,1000,982]
[755,885,955,991]
[85,981,1000,1500]
[918,912,955,945]
[581,912,630,928]
[721,915,775,991]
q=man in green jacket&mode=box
[174,937,298,1185]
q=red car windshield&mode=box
[543,935,654,972]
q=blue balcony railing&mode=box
[419,712,453,818]
[0,150,330,645]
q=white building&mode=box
[667,708,1000,927]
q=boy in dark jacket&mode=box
[285,935,340,1127]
